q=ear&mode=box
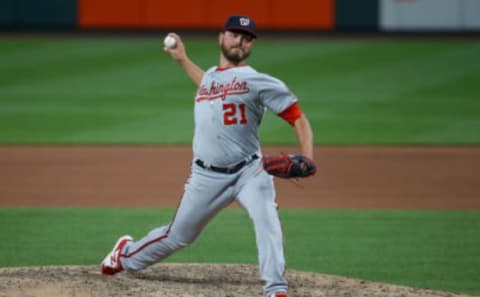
[218,32,224,45]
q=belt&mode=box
[195,154,259,174]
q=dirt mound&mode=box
[0,264,472,297]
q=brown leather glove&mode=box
[262,154,316,178]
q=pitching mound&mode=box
[0,264,472,297]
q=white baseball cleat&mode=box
[269,292,288,297]
[101,235,133,276]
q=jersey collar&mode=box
[215,64,249,72]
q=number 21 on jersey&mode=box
[223,103,247,125]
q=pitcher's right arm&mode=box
[164,33,204,87]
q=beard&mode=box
[220,42,251,64]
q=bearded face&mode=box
[220,31,254,64]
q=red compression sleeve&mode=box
[278,102,302,126]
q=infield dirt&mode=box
[0,264,475,297]
[1,146,479,209]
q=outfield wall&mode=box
[77,0,334,30]
[380,0,480,31]
[0,0,76,28]
[0,0,479,31]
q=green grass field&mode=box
[1,208,479,295]
[0,37,479,144]
[1,36,480,296]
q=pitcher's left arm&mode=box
[293,113,314,160]
[262,103,316,179]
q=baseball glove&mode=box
[262,154,316,178]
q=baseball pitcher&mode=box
[101,15,316,297]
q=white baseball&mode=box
[164,35,176,48]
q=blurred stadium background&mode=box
[1,0,479,33]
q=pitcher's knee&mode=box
[169,233,197,248]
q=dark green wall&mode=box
[0,0,76,28]
[0,0,15,26]
[335,0,379,31]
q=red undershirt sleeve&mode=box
[278,102,302,126]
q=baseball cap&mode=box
[224,15,257,38]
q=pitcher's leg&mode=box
[236,172,287,296]
[120,223,181,271]
[121,169,235,271]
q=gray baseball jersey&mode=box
[120,65,297,296]
[193,65,297,166]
